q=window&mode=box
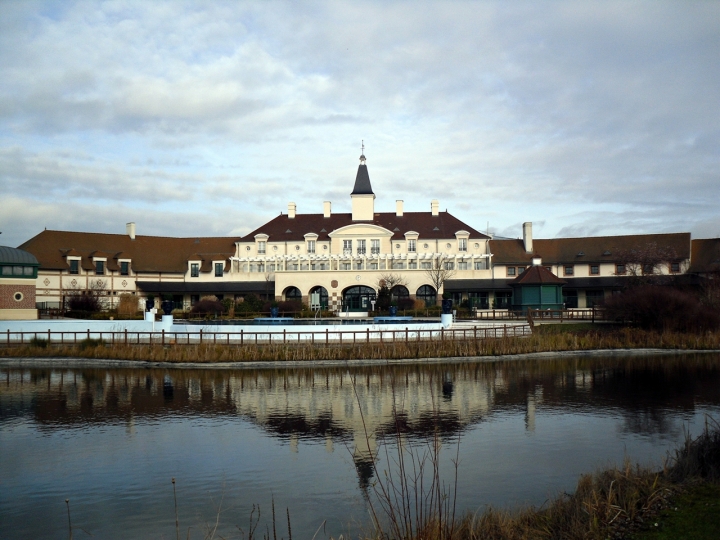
[341,262,351,270]
[391,262,405,269]
[420,262,432,270]
[670,262,680,273]
[343,240,352,255]
[191,295,199,305]
[191,263,199,277]
[616,264,626,275]
[258,241,266,254]
[564,265,574,276]
[307,240,315,254]
[444,262,454,270]
[95,261,105,275]
[215,263,224,277]
[642,264,654,275]
[518,267,525,274]
[1,266,10,276]
[458,238,467,252]
[371,239,380,255]
[586,290,604,308]
[507,267,516,276]
[563,290,578,309]
[120,262,129,276]
[357,239,366,255]
[474,260,485,270]
[590,265,600,275]
[369,262,378,270]
[69,260,79,274]
[408,239,416,252]
[416,285,437,307]
[408,261,417,269]
[258,263,265,273]
[458,261,469,270]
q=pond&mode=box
[1,353,720,539]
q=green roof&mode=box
[0,246,39,266]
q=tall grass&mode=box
[3,328,720,363]
[354,419,720,540]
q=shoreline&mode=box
[2,347,719,370]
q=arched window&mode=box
[284,286,302,301]
[309,286,328,309]
[416,285,437,307]
[390,285,410,304]
[343,286,376,312]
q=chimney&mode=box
[126,222,136,240]
[288,202,296,219]
[431,199,439,216]
[396,200,404,217]
[323,201,331,218]
[523,222,533,253]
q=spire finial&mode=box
[360,140,366,164]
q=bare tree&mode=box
[614,243,682,285]
[65,279,108,312]
[377,273,407,290]
[423,254,456,302]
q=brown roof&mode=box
[490,233,691,265]
[241,211,489,242]
[18,230,236,273]
[688,238,720,274]
[510,265,566,285]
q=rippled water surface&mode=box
[2,353,720,539]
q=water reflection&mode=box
[2,354,720,538]
[4,355,719,435]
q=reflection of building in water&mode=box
[3,357,717,484]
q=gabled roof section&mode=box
[510,265,566,285]
[351,164,373,195]
[241,211,490,242]
[491,233,691,265]
[18,230,236,273]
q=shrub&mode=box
[235,293,265,314]
[190,299,224,316]
[29,337,48,348]
[603,285,720,333]
[117,294,139,315]
[66,293,103,312]
[278,300,303,313]
[79,338,105,350]
[413,299,426,310]
[398,297,415,310]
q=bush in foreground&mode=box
[603,285,720,333]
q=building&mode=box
[15,152,716,315]
[0,246,39,320]
[233,152,491,313]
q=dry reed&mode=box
[2,328,719,363]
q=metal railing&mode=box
[1,324,531,348]
[528,308,605,322]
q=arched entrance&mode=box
[309,286,328,309]
[416,285,437,307]
[342,285,376,312]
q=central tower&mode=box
[350,145,375,221]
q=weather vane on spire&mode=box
[360,140,366,163]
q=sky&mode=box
[1,1,719,248]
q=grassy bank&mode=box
[1,326,719,362]
[356,421,720,540]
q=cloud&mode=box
[0,1,718,248]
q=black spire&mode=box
[351,141,374,195]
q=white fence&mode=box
[2,324,531,347]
